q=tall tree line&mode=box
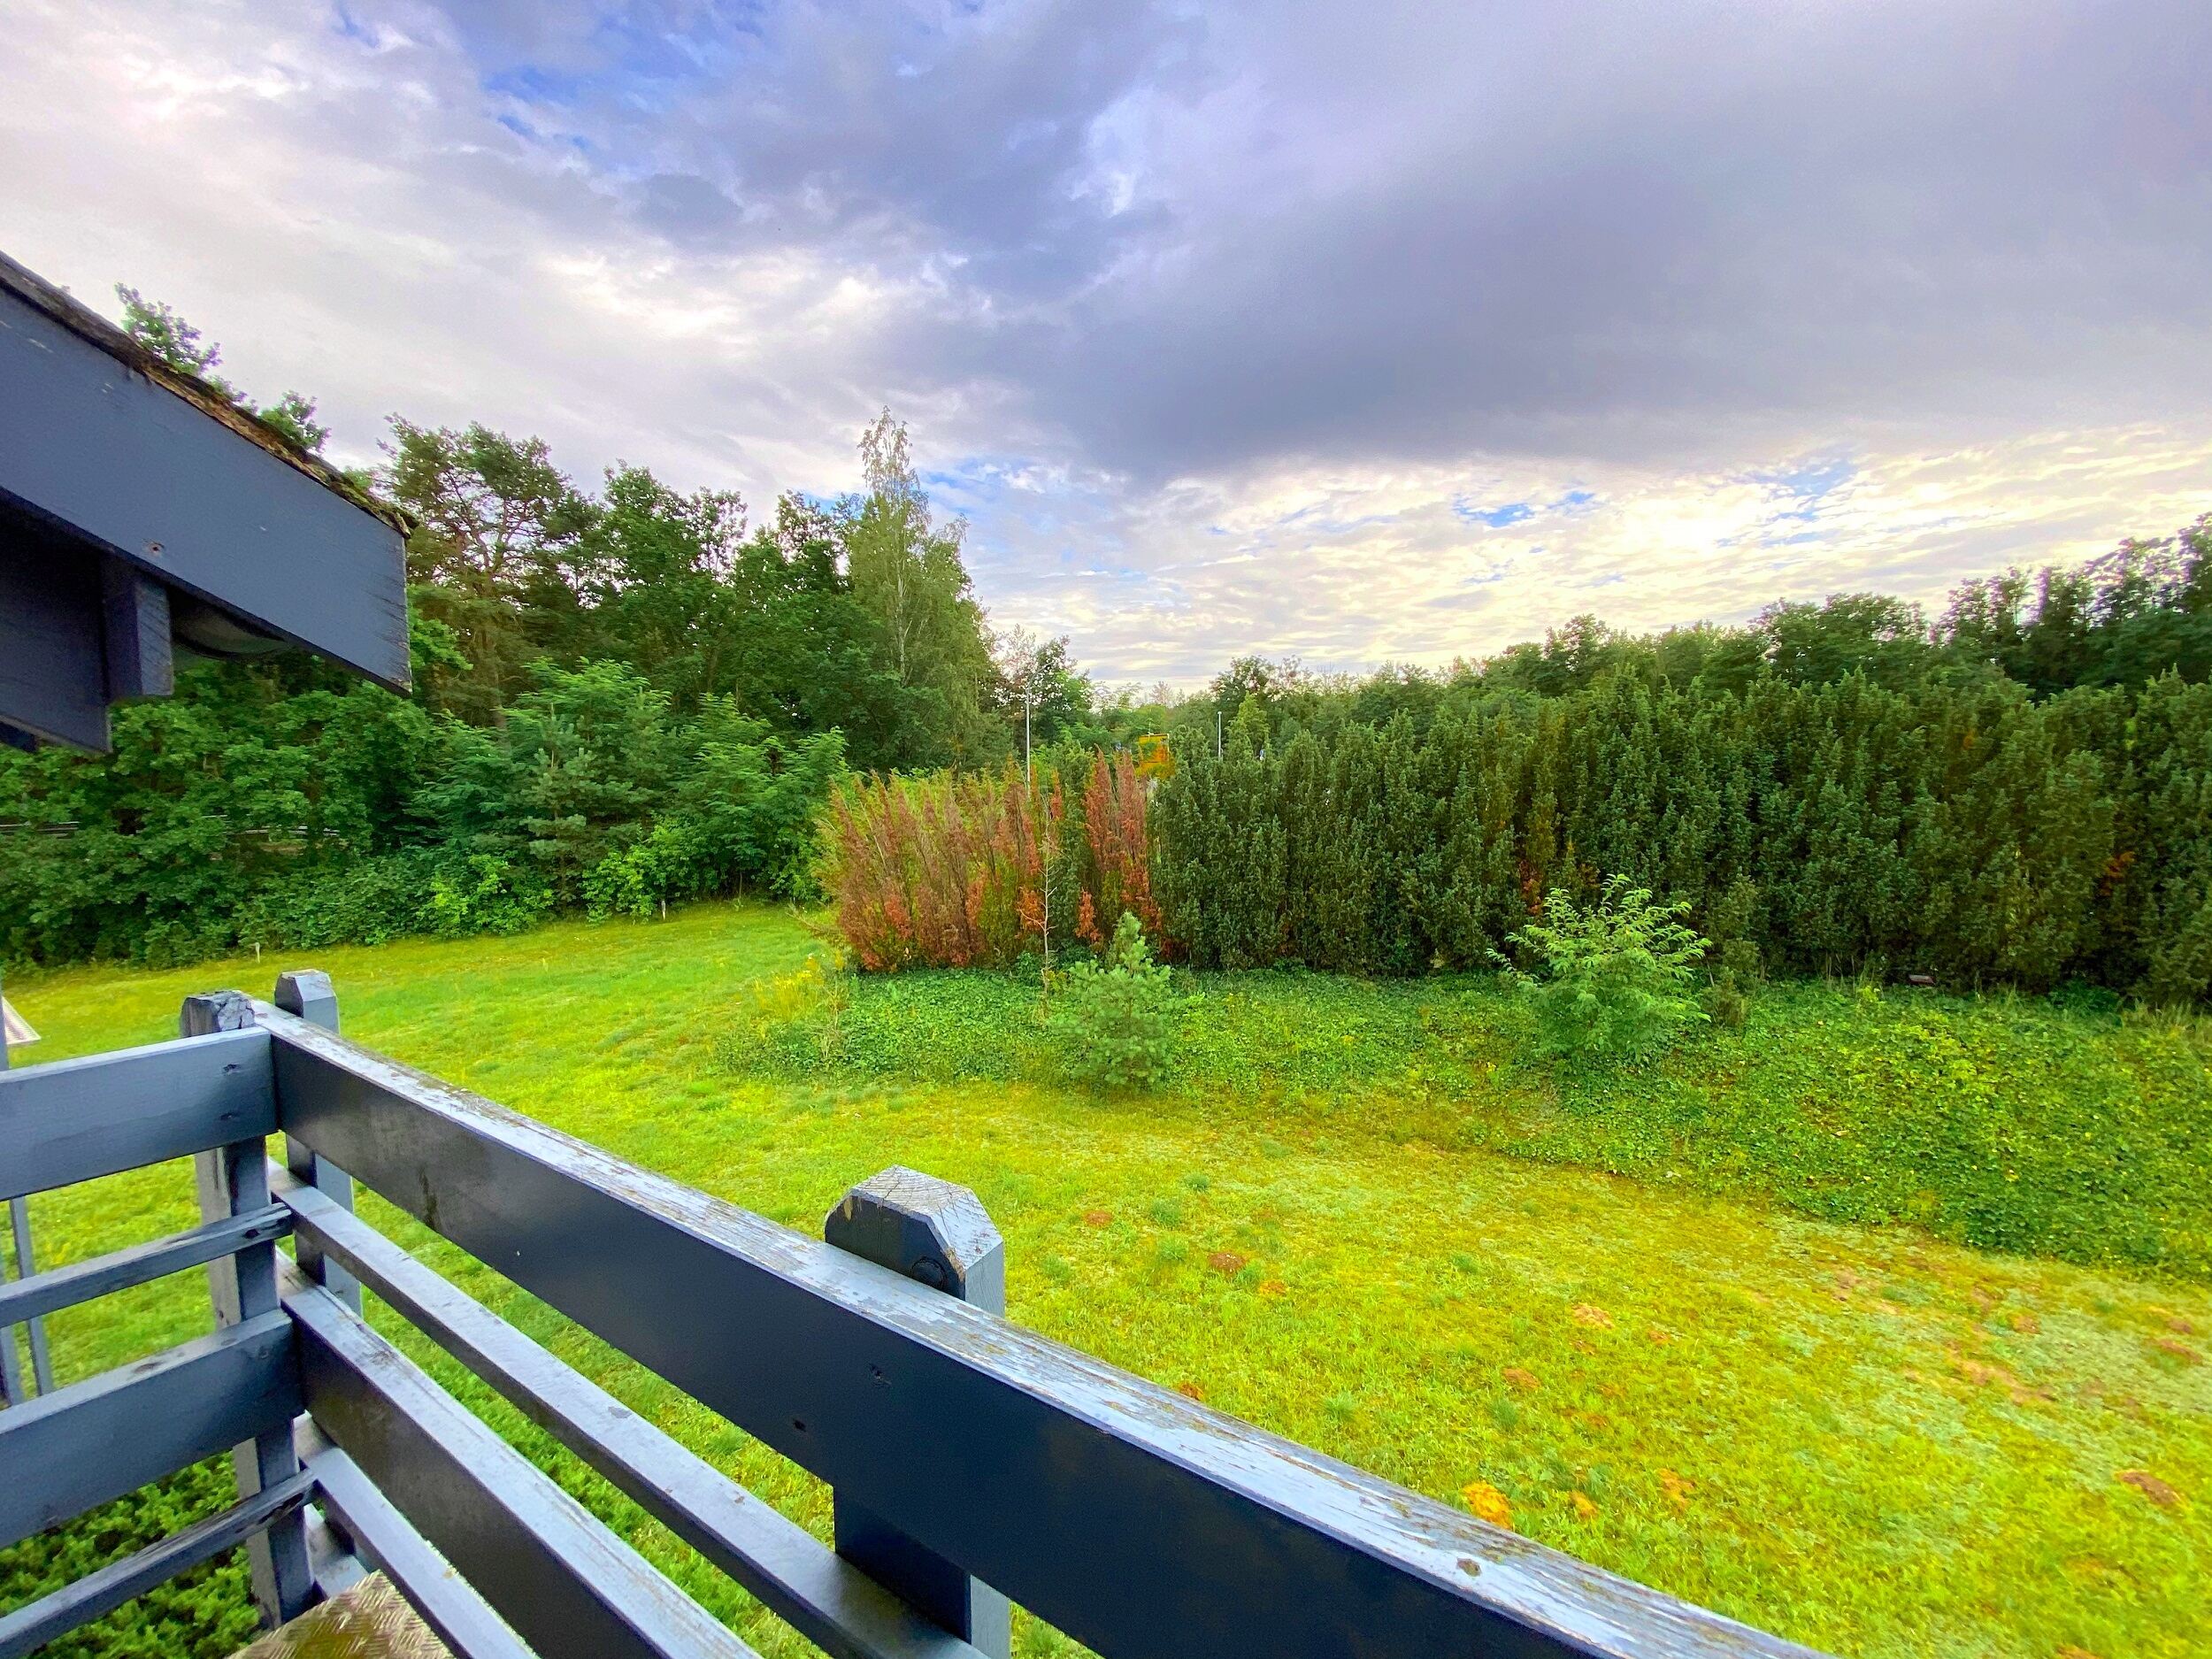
[0,293,1083,964]
[385,412,1009,771]
[1130,518,2212,752]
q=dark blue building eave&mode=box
[0,250,408,751]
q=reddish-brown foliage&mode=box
[1082,750,1164,945]
[825,753,1171,971]
[824,765,1056,970]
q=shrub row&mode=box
[1149,672,2212,1000]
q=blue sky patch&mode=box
[1452,495,1533,527]
[1756,456,1856,520]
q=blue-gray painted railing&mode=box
[0,966,54,1407]
[0,976,1827,1659]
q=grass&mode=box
[735,964,2212,1277]
[4,902,2210,1659]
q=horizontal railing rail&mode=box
[0,1310,301,1551]
[0,977,1827,1659]
[0,1205,291,1329]
[272,1166,979,1659]
[0,1025,273,1201]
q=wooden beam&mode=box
[99,555,173,702]
[826,1171,1009,1658]
[0,1310,300,1550]
[184,992,314,1629]
[0,272,407,692]
[0,1027,274,1200]
[0,527,107,749]
[273,970,360,1313]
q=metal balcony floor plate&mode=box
[232,1574,452,1659]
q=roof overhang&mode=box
[0,250,409,751]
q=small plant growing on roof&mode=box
[1055,910,1187,1091]
[1508,875,1709,1066]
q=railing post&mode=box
[273,971,360,1315]
[0,966,50,1403]
[185,989,315,1629]
[824,1167,1012,1659]
[4,1197,52,1398]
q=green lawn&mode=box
[4,902,2209,1659]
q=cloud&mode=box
[1003,427,2212,683]
[1,0,2206,686]
[1022,1,2212,477]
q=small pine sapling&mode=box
[1055,911,1185,1090]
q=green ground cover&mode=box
[4,902,2209,1659]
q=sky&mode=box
[3,0,2208,686]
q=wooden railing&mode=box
[0,972,1824,1659]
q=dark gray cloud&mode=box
[395,0,2212,481]
[1044,3,2212,474]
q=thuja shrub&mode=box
[825,752,1167,971]
[823,764,1064,970]
[1148,673,2212,1000]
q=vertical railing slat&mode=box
[4,1198,52,1396]
[273,970,360,1314]
[184,989,315,1629]
[0,969,20,1409]
[0,965,52,1402]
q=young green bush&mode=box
[1700,966,1751,1029]
[1054,911,1186,1089]
[1510,876,1710,1065]
[423,852,557,937]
